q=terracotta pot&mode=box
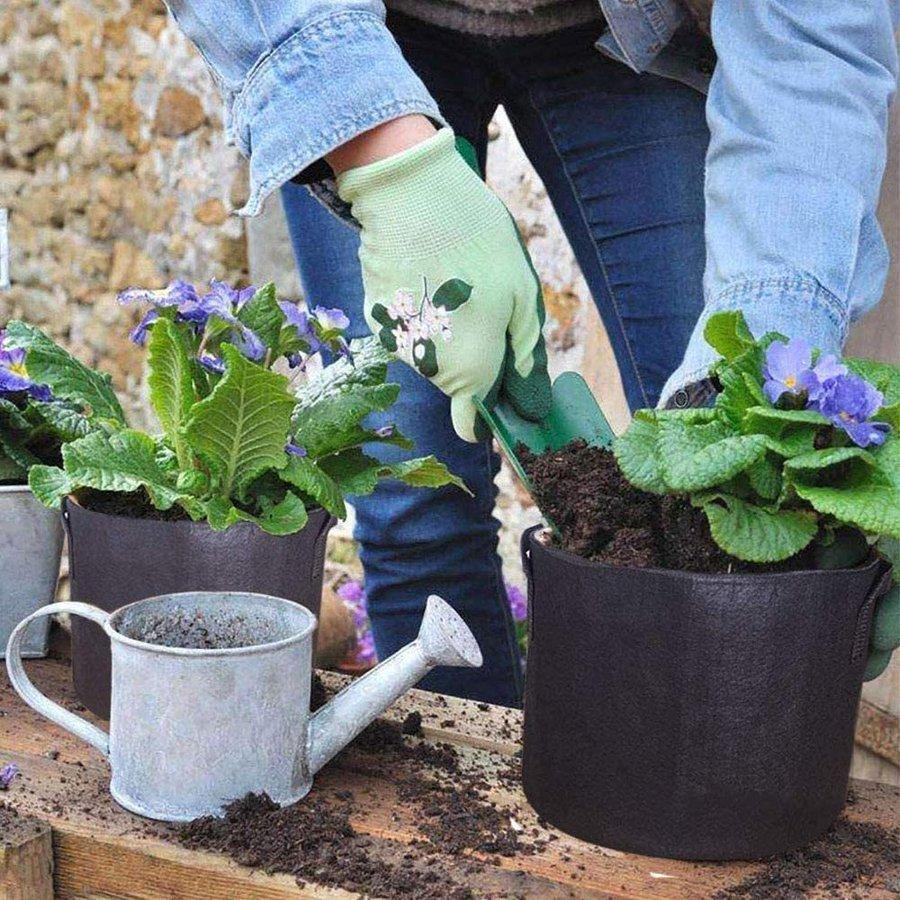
[63,496,335,718]
[0,485,64,659]
[520,525,893,860]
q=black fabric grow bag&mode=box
[520,525,893,861]
[63,497,335,719]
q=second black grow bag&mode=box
[520,525,893,861]
[63,497,335,719]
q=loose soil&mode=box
[77,488,191,521]
[0,801,46,847]
[716,816,900,898]
[520,440,816,572]
[118,608,273,650]
[178,687,537,898]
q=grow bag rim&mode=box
[104,590,318,659]
[524,525,884,583]
[64,493,329,532]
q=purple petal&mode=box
[0,762,19,789]
[764,339,811,382]
[129,309,159,346]
[763,378,788,404]
[118,280,198,308]
[198,352,225,374]
[843,419,891,448]
[233,325,265,362]
[337,579,366,604]
[506,584,528,622]
[285,442,308,457]
[311,306,350,332]
[812,354,847,384]
[280,301,313,335]
[374,425,395,439]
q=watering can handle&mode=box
[6,602,110,758]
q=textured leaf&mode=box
[745,406,830,430]
[239,283,285,352]
[432,278,472,311]
[699,494,818,562]
[790,437,900,537]
[30,401,93,442]
[746,453,782,501]
[185,345,295,497]
[785,446,876,474]
[147,318,194,464]
[0,427,40,470]
[319,449,468,497]
[294,383,400,458]
[62,429,184,510]
[658,416,767,492]
[703,310,755,362]
[295,336,392,409]
[4,321,125,423]
[844,358,900,406]
[204,491,309,536]
[27,465,72,507]
[280,456,347,518]
[875,403,900,430]
[0,398,30,431]
[387,456,471,494]
[0,451,25,483]
[715,347,766,429]
[613,414,666,494]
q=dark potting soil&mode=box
[519,440,816,573]
[77,488,191,521]
[178,705,534,897]
[716,817,900,898]
[119,609,275,650]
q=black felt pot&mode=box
[520,526,892,861]
[62,497,335,719]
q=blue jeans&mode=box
[281,15,708,706]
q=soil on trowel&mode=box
[178,699,538,898]
[519,439,816,573]
[77,488,191,521]
[715,816,900,898]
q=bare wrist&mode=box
[326,115,438,175]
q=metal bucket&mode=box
[7,590,482,822]
[0,485,64,659]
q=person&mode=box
[163,0,897,706]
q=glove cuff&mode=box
[336,128,507,259]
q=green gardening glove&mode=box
[865,583,900,680]
[336,128,552,442]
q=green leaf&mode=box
[745,406,830,429]
[27,465,72,507]
[204,491,309,536]
[185,345,296,497]
[788,437,900,537]
[715,346,767,429]
[147,317,194,466]
[0,451,25,483]
[387,456,471,495]
[413,339,438,378]
[4,321,125,423]
[703,310,755,361]
[432,278,472,311]
[0,398,31,431]
[280,456,347,519]
[0,427,40,470]
[613,414,666,494]
[295,336,393,408]
[293,383,400,458]
[658,416,768,492]
[874,403,900,430]
[844,358,900,406]
[784,446,877,474]
[746,453,782,501]
[30,401,93,442]
[698,493,818,562]
[62,429,184,510]
[238,283,285,352]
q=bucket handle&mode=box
[850,561,894,663]
[6,602,110,758]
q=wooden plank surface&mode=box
[1,654,898,899]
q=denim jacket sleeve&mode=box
[163,1,444,216]
[660,0,898,404]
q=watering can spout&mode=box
[306,595,482,775]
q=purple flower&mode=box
[763,339,820,404]
[0,331,52,401]
[207,279,256,311]
[285,442,307,457]
[337,579,366,605]
[507,583,527,623]
[117,279,199,309]
[312,306,350,333]
[374,425,395,439]
[0,762,19,790]
[197,352,225,374]
[814,373,891,448]
[129,309,159,346]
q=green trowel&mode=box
[474,372,614,535]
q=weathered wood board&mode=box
[1,650,898,899]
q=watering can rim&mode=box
[104,590,317,659]
[0,483,33,494]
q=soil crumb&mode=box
[78,488,191,522]
[716,817,900,898]
[119,608,275,650]
[0,802,46,847]
[520,440,815,573]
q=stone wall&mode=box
[0,0,248,424]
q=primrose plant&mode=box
[614,311,900,564]
[21,280,467,534]
[0,326,122,484]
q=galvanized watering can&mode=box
[6,590,482,822]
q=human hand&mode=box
[336,127,551,442]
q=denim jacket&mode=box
[165,0,897,403]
